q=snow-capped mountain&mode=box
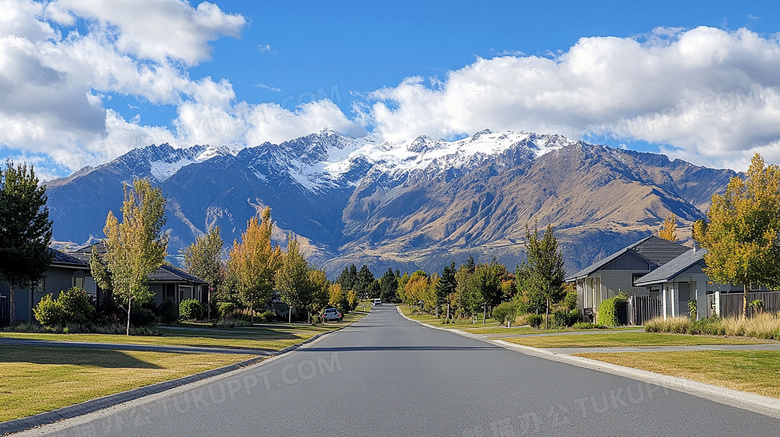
[45,129,737,275]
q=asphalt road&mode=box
[23,305,780,436]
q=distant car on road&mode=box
[373,298,382,306]
[322,308,342,322]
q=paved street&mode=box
[21,305,780,436]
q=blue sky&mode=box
[2,0,780,179]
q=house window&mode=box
[73,276,85,290]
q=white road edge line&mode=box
[396,305,780,420]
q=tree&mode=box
[379,268,398,303]
[275,236,313,323]
[103,178,168,335]
[354,265,375,298]
[0,161,54,325]
[182,226,225,319]
[227,207,282,324]
[693,154,780,317]
[336,264,357,291]
[658,213,678,242]
[524,223,565,329]
[308,268,331,316]
[435,262,457,316]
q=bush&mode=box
[596,294,626,327]
[562,290,578,311]
[566,309,581,326]
[158,299,179,324]
[553,309,568,328]
[527,313,543,328]
[573,322,600,329]
[57,288,94,325]
[130,304,158,327]
[492,301,518,325]
[217,302,235,318]
[179,299,203,320]
[33,294,63,327]
[688,315,725,336]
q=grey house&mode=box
[566,236,689,322]
[0,249,94,326]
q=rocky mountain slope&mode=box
[45,129,737,276]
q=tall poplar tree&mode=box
[693,154,780,317]
[103,178,168,335]
[658,213,678,242]
[183,226,225,318]
[524,223,565,329]
[275,236,313,323]
[227,207,282,323]
[0,162,53,324]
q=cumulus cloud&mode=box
[360,26,780,169]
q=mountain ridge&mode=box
[44,129,737,277]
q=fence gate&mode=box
[631,295,662,325]
[0,294,8,328]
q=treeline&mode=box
[332,224,577,328]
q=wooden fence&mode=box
[628,295,662,326]
[707,291,780,318]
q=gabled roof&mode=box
[49,248,88,268]
[634,248,707,286]
[148,264,207,284]
[566,235,689,281]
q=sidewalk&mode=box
[537,342,780,355]
[473,328,645,338]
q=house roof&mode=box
[148,264,207,284]
[565,235,689,281]
[50,248,88,268]
[633,248,707,286]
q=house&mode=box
[566,235,689,322]
[0,249,94,326]
[1,246,208,326]
[634,248,766,320]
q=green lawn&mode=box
[499,332,773,348]
[0,309,372,351]
[576,350,780,398]
[0,345,256,422]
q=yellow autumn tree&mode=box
[658,213,678,242]
[693,154,780,318]
[227,207,282,323]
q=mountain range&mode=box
[45,129,737,277]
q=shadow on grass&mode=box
[0,345,162,369]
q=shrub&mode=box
[158,299,179,324]
[492,301,518,325]
[131,304,158,327]
[562,290,578,311]
[33,294,63,327]
[179,299,204,320]
[572,322,602,329]
[553,309,568,328]
[218,302,235,318]
[596,294,626,327]
[566,309,581,326]
[57,288,94,325]
[688,316,725,336]
[527,313,543,328]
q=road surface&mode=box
[21,305,780,436]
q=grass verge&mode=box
[575,350,780,399]
[499,332,772,348]
[0,309,371,351]
[0,345,256,422]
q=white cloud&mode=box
[360,26,780,170]
[46,0,245,65]
[258,43,271,53]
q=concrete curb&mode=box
[0,326,346,436]
[397,306,780,420]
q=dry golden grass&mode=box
[0,345,257,422]
[577,350,780,398]
[645,312,780,340]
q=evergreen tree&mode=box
[693,154,780,317]
[435,262,457,316]
[355,264,375,297]
[0,161,53,324]
[103,178,168,334]
[336,264,357,291]
[379,267,398,302]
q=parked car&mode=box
[373,298,382,306]
[322,308,343,322]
